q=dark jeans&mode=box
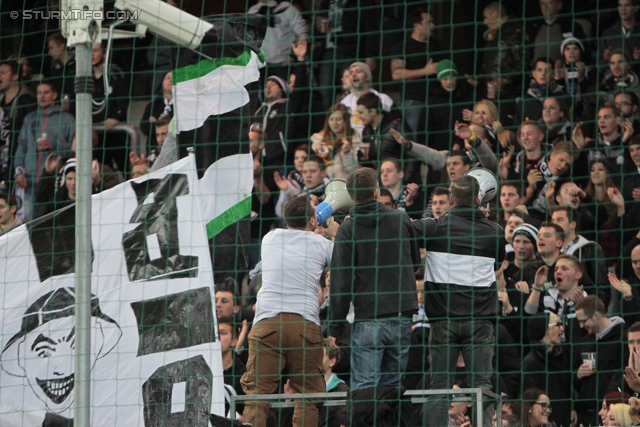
[426,320,495,427]
[351,317,412,391]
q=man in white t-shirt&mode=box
[241,196,334,427]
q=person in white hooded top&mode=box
[340,62,394,137]
[247,0,308,80]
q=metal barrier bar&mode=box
[92,123,140,175]
[229,388,502,426]
[403,388,503,427]
[230,391,347,415]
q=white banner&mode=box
[0,155,225,426]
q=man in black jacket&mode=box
[413,175,505,427]
[356,93,420,184]
[356,93,404,166]
[329,167,419,392]
[90,43,129,129]
[254,39,314,192]
[574,295,628,427]
[480,2,528,101]
[0,60,35,182]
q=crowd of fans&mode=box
[2,0,640,426]
[241,0,640,426]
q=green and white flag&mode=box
[198,153,253,239]
[172,49,265,133]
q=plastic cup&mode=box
[582,352,596,371]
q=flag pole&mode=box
[74,39,94,427]
[62,4,102,427]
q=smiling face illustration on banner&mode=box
[1,287,122,413]
[22,317,77,407]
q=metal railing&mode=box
[229,387,502,427]
[407,388,504,427]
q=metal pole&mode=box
[476,389,483,427]
[74,41,94,427]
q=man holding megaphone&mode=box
[329,168,420,392]
[242,196,333,427]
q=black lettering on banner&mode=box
[122,173,198,281]
[142,355,213,427]
[131,287,216,357]
[27,204,92,282]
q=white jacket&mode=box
[248,1,309,64]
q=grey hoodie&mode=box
[14,104,75,184]
[597,316,626,341]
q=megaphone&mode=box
[464,167,497,204]
[316,179,354,224]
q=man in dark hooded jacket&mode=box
[329,167,419,393]
[574,296,628,427]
